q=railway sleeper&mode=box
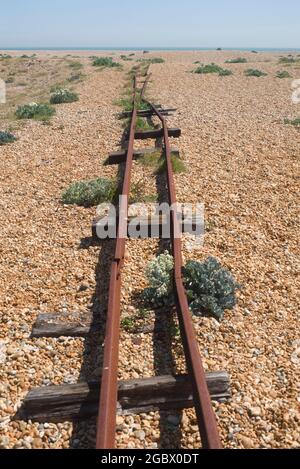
[19,372,231,423]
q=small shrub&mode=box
[50,88,79,104]
[156,155,187,174]
[0,131,17,145]
[251,50,258,54]
[225,57,247,64]
[276,70,291,79]
[92,57,120,68]
[284,117,300,126]
[68,61,83,70]
[245,68,267,77]
[218,68,233,76]
[149,57,164,64]
[15,103,55,121]
[194,63,224,74]
[183,257,240,320]
[143,252,174,306]
[62,177,116,207]
[121,317,135,332]
[67,72,85,82]
[5,76,14,83]
[278,57,298,64]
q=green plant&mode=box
[183,257,240,320]
[278,56,298,64]
[218,68,233,76]
[50,88,79,104]
[15,103,55,121]
[67,72,85,82]
[92,57,120,68]
[0,131,17,145]
[138,151,162,167]
[143,251,174,306]
[245,69,267,77]
[284,117,300,126]
[62,177,116,207]
[276,70,291,79]
[194,63,224,74]
[156,155,187,174]
[225,57,247,64]
[68,61,83,70]
[121,317,135,332]
[148,57,164,64]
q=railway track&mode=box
[96,69,221,449]
[21,65,230,449]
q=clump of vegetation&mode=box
[276,70,291,79]
[120,55,133,61]
[142,254,240,320]
[121,317,135,332]
[92,57,121,68]
[68,61,83,70]
[278,56,298,65]
[245,68,267,77]
[0,54,12,60]
[284,117,300,126]
[62,177,116,207]
[218,68,233,76]
[67,72,86,82]
[194,63,230,75]
[115,96,150,112]
[143,252,174,306]
[50,88,79,104]
[251,50,258,54]
[225,57,247,64]
[148,57,165,64]
[15,103,55,121]
[5,76,14,84]
[0,131,17,145]
[156,154,187,174]
[183,257,240,320]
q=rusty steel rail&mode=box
[147,102,221,449]
[96,75,149,449]
[96,70,221,449]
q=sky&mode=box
[0,0,300,49]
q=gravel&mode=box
[0,50,299,449]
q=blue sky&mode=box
[0,0,300,48]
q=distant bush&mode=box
[278,56,298,64]
[50,88,79,104]
[67,72,85,82]
[183,257,241,320]
[225,57,247,64]
[218,68,233,76]
[92,57,120,68]
[276,70,291,79]
[5,76,14,83]
[194,63,224,74]
[68,61,83,70]
[0,131,17,145]
[245,68,267,77]
[148,57,164,64]
[0,54,12,60]
[15,103,55,121]
[194,63,232,76]
[62,177,116,207]
[284,117,300,126]
[251,50,258,54]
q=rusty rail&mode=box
[148,102,221,449]
[96,71,221,449]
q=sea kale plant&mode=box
[50,88,79,104]
[183,257,240,320]
[15,103,55,120]
[143,254,240,320]
[62,177,116,207]
[0,131,17,145]
[143,251,174,306]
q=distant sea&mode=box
[1,47,300,52]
